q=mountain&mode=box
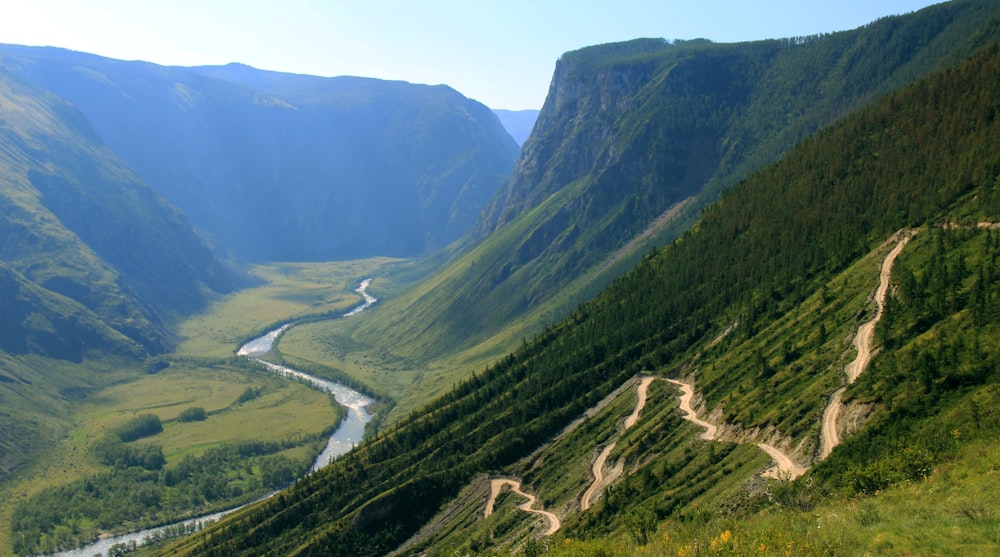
[155,35,1000,556]
[347,0,1000,373]
[0,67,244,480]
[0,69,242,356]
[492,109,540,146]
[0,48,521,261]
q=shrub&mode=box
[177,406,207,422]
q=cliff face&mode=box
[482,0,1000,251]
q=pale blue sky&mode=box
[2,0,943,109]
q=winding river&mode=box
[50,279,377,557]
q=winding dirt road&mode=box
[625,376,655,429]
[580,377,656,511]
[820,232,913,458]
[665,379,717,440]
[667,379,806,479]
[485,479,560,535]
[580,444,616,511]
[845,233,912,383]
[819,388,846,459]
[758,443,808,480]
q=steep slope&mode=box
[351,0,1000,367]
[0,48,520,261]
[158,36,1000,557]
[0,69,242,480]
[0,71,241,352]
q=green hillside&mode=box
[0,69,242,489]
[156,32,1000,557]
[278,0,1000,425]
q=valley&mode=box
[44,284,378,557]
[1,262,395,555]
[162,29,1000,555]
[2,2,999,556]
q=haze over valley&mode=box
[1,1,999,556]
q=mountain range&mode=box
[0,47,520,261]
[1,0,999,555]
[339,0,1000,409]
[0,47,518,496]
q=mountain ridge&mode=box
[0,46,521,261]
[0,67,246,487]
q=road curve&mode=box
[625,376,655,429]
[580,443,616,511]
[667,379,807,479]
[819,388,845,459]
[485,479,560,535]
[845,233,912,383]
[758,443,808,480]
[665,379,717,440]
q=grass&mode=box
[174,258,405,359]
[0,361,340,556]
[410,375,775,556]
[74,361,339,465]
[277,289,554,422]
[689,236,901,456]
[533,440,1000,557]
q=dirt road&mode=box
[581,376,655,510]
[820,232,913,457]
[819,388,845,459]
[665,379,717,440]
[580,443,616,511]
[667,379,807,479]
[485,479,560,535]
[758,442,808,480]
[845,232,912,383]
[625,376,655,429]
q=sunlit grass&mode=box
[174,258,404,358]
[533,440,1000,557]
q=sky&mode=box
[2,0,944,110]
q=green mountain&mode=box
[0,48,520,261]
[155,28,1000,557]
[0,68,243,480]
[350,0,1000,370]
[0,71,241,355]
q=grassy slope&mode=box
[429,227,1000,554]
[174,259,405,359]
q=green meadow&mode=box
[174,258,405,359]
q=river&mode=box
[49,279,377,557]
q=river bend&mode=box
[51,279,377,557]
